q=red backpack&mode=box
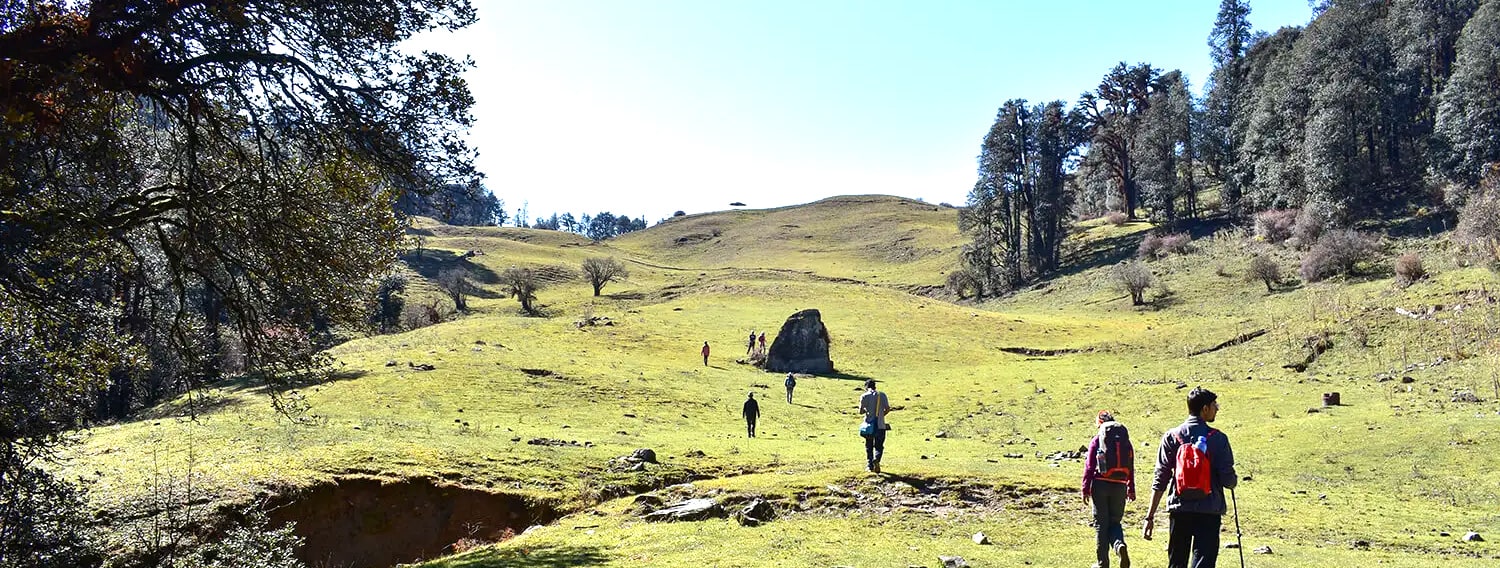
[1094,421,1134,483]
[1173,428,1216,499]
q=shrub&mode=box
[1253,209,1297,244]
[1112,261,1154,305]
[945,268,981,299]
[1394,253,1427,287]
[1454,191,1500,265]
[501,266,544,314]
[1136,234,1164,259]
[1289,205,1326,249]
[1299,230,1377,282]
[1160,233,1193,255]
[1247,254,1281,292]
[672,210,686,217]
[1104,211,1129,226]
[1138,233,1192,259]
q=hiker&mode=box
[784,373,796,403]
[758,332,767,355]
[742,392,760,438]
[858,379,890,473]
[1083,411,1136,568]
[1142,387,1237,568]
[747,331,756,355]
[702,341,710,366]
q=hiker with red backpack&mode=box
[1143,387,1238,568]
[1082,410,1136,568]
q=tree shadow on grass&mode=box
[430,544,609,568]
[401,249,503,298]
[219,368,370,396]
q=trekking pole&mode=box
[1231,487,1246,568]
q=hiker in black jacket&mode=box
[742,392,760,438]
[1143,387,1237,568]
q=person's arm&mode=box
[1143,430,1176,539]
[878,393,890,417]
[1081,436,1099,499]
[1214,431,1237,491]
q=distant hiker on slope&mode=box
[1143,387,1237,568]
[784,373,796,404]
[858,379,890,473]
[702,341,710,366]
[747,331,757,355]
[743,392,760,438]
[758,331,767,356]
[1083,410,1136,568]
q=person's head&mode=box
[1187,387,1219,421]
[747,391,754,399]
[864,379,877,391]
[1095,410,1115,425]
[787,373,794,379]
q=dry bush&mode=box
[1138,233,1193,259]
[1247,254,1281,292]
[1105,211,1129,226]
[1454,191,1500,266]
[1253,209,1297,244]
[1299,230,1378,282]
[1112,261,1154,305]
[1395,252,1427,287]
[945,268,981,299]
[1160,233,1193,255]
[1289,205,1327,250]
[1137,234,1164,259]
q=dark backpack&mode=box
[1173,427,1216,499]
[785,375,796,388]
[1094,421,1134,483]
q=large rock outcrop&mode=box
[764,309,833,374]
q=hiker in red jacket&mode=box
[701,341,710,366]
[1083,410,1136,568]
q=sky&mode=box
[409,0,1315,225]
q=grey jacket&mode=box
[1151,417,1237,515]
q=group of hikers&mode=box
[715,334,1238,568]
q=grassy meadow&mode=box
[65,196,1500,567]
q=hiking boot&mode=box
[1115,541,1130,568]
[871,463,881,474]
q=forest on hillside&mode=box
[959,0,1500,296]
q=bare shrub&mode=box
[501,266,544,315]
[1454,191,1500,265]
[1104,211,1129,226]
[1160,233,1193,255]
[580,257,629,296]
[945,268,981,299]
[1112,261,1154,305]
[437,267,474,312]
[1253,209,1297,244]
[1395,253,1427,287]
[1138,233,1192,259]
[1299,230,1377,282]
[1289,205,1327,249]
[1137,234,1164,259]
[1247,254,1281,292]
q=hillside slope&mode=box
[66,199,1500,568]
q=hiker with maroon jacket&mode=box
[1082,410,1136,568]
[1143,387,1237,568]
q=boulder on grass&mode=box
[640,498,725,523]
[764,309,833,374]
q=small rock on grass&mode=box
[972,532,989,545]
[1224,542,1240,549]
[1254,545,1274,554]
[1464,532,1484,542]
[938,556,968,568]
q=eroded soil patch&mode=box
[266,476,557,568]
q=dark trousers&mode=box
[786,387,794,403]
[1091,481,1128,567]
[1168,512,1222,568]
[864,428,886,468]
[746,419,756,438]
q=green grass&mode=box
[65,199,1500,567]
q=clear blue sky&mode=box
[409,1,1313,224]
